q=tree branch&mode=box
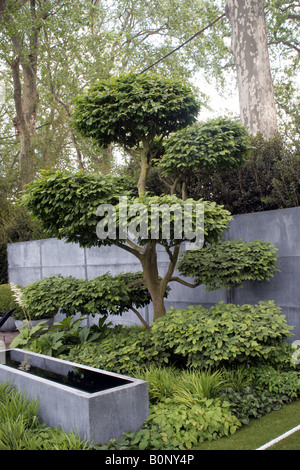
[169,276,199,288]
[130,306,151,329]
[126,237,145,254]
[127,279,145,289]
[160,244,180,295]
[0,0,22,54]
[105,239,144,260]
[269,39,300,53]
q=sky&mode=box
[193,71,240,121]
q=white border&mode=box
[256,425,300,450]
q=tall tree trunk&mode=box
[226,0,278,138]
[1,0,40,189]
[11,58,39,188]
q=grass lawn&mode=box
[195,400,300,450]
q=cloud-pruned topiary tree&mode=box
[22,73,279,324]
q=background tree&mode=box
[0,0,52,188]
[225,0,278,138]
[0,0,229,195]
[0,0,298,195]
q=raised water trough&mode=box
[0,348,149,445]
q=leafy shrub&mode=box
[219,366,300,424]
[10,321,52,350]
[190,133,300,214]
[10,316,110,357]
[102,398,240,450]
[151,301,293,369]
[251,365,300,398]
[66,325,170,375]
[177,239,279,290]
[66,301,293,372]
[0,284,23,318]
[267,148,300,208]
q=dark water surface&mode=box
[2,351,131,394]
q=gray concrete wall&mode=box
[224,207,300,340]
[7,207,300,339]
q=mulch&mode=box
[0,330,19,349]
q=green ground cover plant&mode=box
[10,316,111,357]
[0,383,92,450]
[99,364,299,450]
[101,398,241,450]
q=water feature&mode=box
[0,349,148,444]
[3,350,131,394]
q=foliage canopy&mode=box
[157,118,251,179]
[72,73,200,150]
[22,170,232,249]
[20,272,155,320]
[177,239,279,290]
